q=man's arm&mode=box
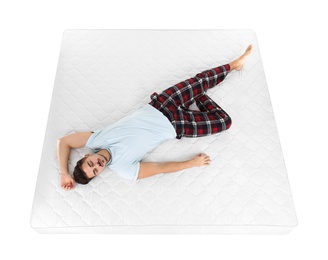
[57,132,93,190]
[138,154,211,179]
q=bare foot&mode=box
[230,44,253,71]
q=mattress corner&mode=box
[62,29,74,36]
[246,29,257,38]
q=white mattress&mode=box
[30,30,297,234]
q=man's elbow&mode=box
[57,137,65,146]
[57,137,70,150]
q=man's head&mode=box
[73,153,108,184]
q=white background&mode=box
[1,0,327,259]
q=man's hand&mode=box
[190,154,211,167]
[61,173,75,190]
[57,132,92,189]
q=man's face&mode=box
[81,153,107,179]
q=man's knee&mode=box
[225,115,232,130]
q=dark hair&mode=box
[73,157,92,185]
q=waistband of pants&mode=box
[149,92,182,139]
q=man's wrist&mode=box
[186,159,196,168]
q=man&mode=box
[58,45,252,190]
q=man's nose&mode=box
[93,161,100,169]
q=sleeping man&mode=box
[58,45,252,190]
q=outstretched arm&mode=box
[138,154,211,179]
[57,132,93,190]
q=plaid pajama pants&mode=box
[149,64,232,139]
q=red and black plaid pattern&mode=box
[149,64,232,139]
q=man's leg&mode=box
[175,44,254,138]
[149,45,252,138]
[176,94,232,138]
[151,64,230,110]
[196,94,229,119]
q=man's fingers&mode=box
[62,184,72,190]
[204,155,211,164]
[196,153,211,165]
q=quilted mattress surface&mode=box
[30,30,297,234]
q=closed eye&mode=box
[87,161,94,167]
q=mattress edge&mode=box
[31,223,297,234]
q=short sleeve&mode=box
[85,130,101,149]
[111,162,140,181]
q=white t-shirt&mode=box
[85,104,176,180]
